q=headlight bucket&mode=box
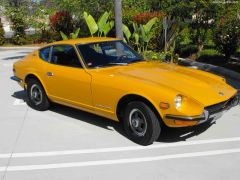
[174,95,183,109]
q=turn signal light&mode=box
[159,102,170,109]
[174,120,197,126]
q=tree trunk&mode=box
[225,52,231,63]
[197,28,203,52]
[114,0,123,39]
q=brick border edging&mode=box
[178,58,240,82]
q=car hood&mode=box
[105,61,236,106]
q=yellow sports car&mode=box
[12,37,239,145]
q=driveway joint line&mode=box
[2,107,29,180]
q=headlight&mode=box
[174,95,183,109]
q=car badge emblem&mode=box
[219,92,224,96]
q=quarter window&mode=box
[39,47,51,62]
[51,45,82,68]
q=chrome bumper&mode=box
[166,95,239,125]
[11,76,23,83]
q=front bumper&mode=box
[165,95,239,127]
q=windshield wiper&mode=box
[95,63,128,68]
[128,59,145,64]
[108,63,128,65]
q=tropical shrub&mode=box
[133,11,164,51]
[50,11,74,37]
[28,30,58,44]
[144,51,165,61]
[175,44,198,58]
[28,5,51,43]
[83,11,114,37]
[197,49,220,57]
[213,16,240,60]
[123,0,151,13]
[203,30,215,49]
[133,11,164,25]
[143,50,179,63]
[235,48,240,60]
[176,28,192,46]
[123,17,158,54]
[122,8,139,27]
[55,0,113,20]
[11,35,27,45]
[41,30,59,43]
[197,49,225,63]
[0,18,5,45]
[8,8,26,45]
[60,28,80,40]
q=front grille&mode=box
[205,101,227,114]
[205,96,236,115]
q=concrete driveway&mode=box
[0,48,240,180]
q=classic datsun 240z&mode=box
[12,37,239,145]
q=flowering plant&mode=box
[133,11,164,24]
[49,11,74,35]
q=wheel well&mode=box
[24,74,43,90]
[116,94,163,123]
[25,74,40,84]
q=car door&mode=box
[44,44,93,110]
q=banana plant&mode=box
[123,24,131,43]
[123,23,141,52]
[102,21,114,37]
[132,23,141,52]
[140,17,158,52]
[60,28,80,40]
[123,17,158,54]
[83,11,114,37]
[83,12,98,36]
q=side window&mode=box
[51,45,82,68]
[39,47,51,62]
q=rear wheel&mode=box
[123,101,161,145]
[26,78,50,111]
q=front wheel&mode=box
[26,78,50,111]
[123,101,161,146]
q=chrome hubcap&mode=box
[30,84,42,105]
[129,109,147,137]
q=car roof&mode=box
[48,37,121,46]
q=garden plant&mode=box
[0,0,239,67]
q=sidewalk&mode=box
[0,47,39,51]
[178,58,240,91]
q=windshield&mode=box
[77,40,144,68]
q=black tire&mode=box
[123,101,161,146]
[26,78,50,111]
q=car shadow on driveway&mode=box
[2,56,25,60]
[48,104,215,144]
[50,104,123,133]
[12,90,27,100]
[12,90,214,144]
[12,90,126,135]
[158,122,214,143]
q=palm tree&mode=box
[114,0,123,39]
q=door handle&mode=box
[46,72,54,76]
